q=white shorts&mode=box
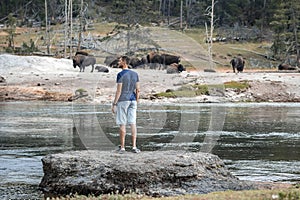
[116,101,137,125]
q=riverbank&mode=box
[0,54,300,103]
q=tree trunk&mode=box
[69,0,73,58]
[291,6,300,66]
[186,0,189,28]
[64,0,68,58]
[208,0,215,69]
[45,0,50,54]
[180,0,183,30]
[77,0,83,52]
[260,0,266,41]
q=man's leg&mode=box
[130,123,140,153]
[116,101,129,150]
[130,124,137,148]
[127,101,138,149]
[119,125,126,149]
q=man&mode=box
[112,56,141,154]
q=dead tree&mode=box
[205,0,216,69]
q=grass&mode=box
[0,24,275,65]
[184,29,277,69]
[0,23,279,71]
[224,80,250,89]
[49,188,300,200]
[155,81,250,98]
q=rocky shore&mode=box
[1,54,300,103]
[39,150,257,198]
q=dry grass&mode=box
[50,187,300,200]
[184,29,277,69]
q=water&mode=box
[0,102,300,199]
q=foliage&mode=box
[224,81,250,90]
[6,13,16,50]
[75,88,88,93]
[18,39,38,54]
[103,0,161,26]
[270,0,300,63]
[0,0,294,29]
[155,81,250,99]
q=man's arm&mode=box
[112,83,122,113]
[135,82,140,103]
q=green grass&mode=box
[50,188,300,200]
[224,80,250,90]
[155,81,250,98]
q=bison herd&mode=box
[103,52,186,74]
[73,51,186,74]
[72,51,299,74]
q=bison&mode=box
[104,55,119,68]
[105,56,144,68]
[230,57,245,73]
[166,63,186,74]
[147,52,180,65]
[75,51,89,56]
[95,65,109,73]
[129,57,144,68]
[278,63,297,70]
[135,63,165,70]
[73,55,96,72]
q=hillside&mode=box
[0,23,282,71]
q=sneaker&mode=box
[132,148,141,153]
[116,145,126,154]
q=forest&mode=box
[0,0,299,64]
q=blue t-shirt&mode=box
[116,69,139,101]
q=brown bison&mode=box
[73,55,96,72]
[105,56,144,68]
[278,63,297,70]
[166,63,186,74]
[95,65,109,73]
[129,57,144,68]
[135,63,165,70]
[104,55,119,67]
[147,52,180,65]
[230,57,245,73]
[75,51,89,56]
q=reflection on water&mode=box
[0,102,300,198]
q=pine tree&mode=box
[6,13,16,52]
[270,0,300,65]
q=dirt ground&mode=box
[0,54,300,103]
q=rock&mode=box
[68,89,89,101]
[204,69,216,73]
[39,150,256,198]
[0,76,5,83]
[0,86,72,101]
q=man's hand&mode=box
[112,104,117,114]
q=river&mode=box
[0,101,299,199]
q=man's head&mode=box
[118,56,129,69]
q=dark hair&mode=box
[120,55,129,64]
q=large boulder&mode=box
[39,150,256,197]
